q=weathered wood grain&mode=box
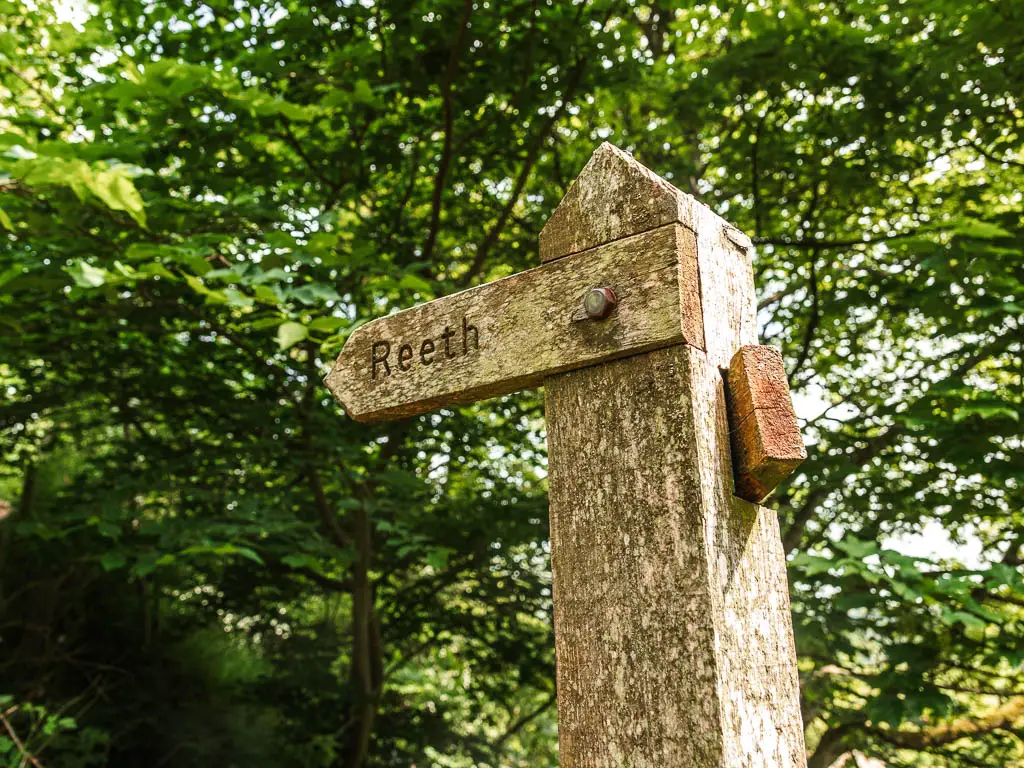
[539,142,686,263]
[687,345,807,767]
[546,347,725,766]
[540,142,757,366]
[325,224,702,422]
[546,347,806,767]
[543,143,806,767]
[727,346,807,503]
[728,345,798,417]
[690,204,758,368]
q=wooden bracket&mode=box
[726,345,807,502]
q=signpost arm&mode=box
[542,144,807,767]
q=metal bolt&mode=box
[583,286,618,320]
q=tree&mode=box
[0,1,1021,766]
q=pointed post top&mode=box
[540,142,757,367]
[539,142,751,264]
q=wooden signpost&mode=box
[326,143,808,767]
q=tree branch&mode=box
[750,113,766,239]
[457,61,585,287]
[758,285,796,310]
[783,340,1002,553]
[274,121,343,201]
[1001,528,1023,566]
[0,708,45,768]
[964,137,1024,171]
[269,559,352,593]
[0,64,62,119]
[789,256,820,381]
[306,466,349,550]
[494,693,556,748]
[807,722,864,768]
[421,0,474,264]
[756,229,928,250]
[870,697,1024,749]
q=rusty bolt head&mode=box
[583,287,617,320]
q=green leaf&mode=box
[232,546,265,565]
[307,231,340,252]
[891,581,922,600]
[0,266,22,289]
[100,552,127,571]
[276,321,308,350]
[66,259,108,288]
[265,231,295,249]
[246,315,287,331]
[253,284,282,304]
[136,261,176,280]
[836,536,878,560]
[953,218,1013,240]
[426,548,452,570]
[289,283,342,305]
[133,554,162,578]
[319,333,347,355]
[249,268,291,285]
[88,168,147,227]
[0,206,12,231]
[308,316,348,333]
[178,252,214,276]
[282,554,318,569]
[945,611,987,631]
[953,403,1020,422]
[223,287,255,309]
[790,552,834,577]
[184,274,213,297]
[0,315,23,333]
[320,89,349,109]
[399,274,434,294]
[986,563,1024,589]
[352,79,376,105]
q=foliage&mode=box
[0,694,107,767]
[0,1,1022,766]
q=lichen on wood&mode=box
[326,223,702,423]
[543,143,806,767]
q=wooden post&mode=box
[325,143,807,766]
[541,144,806,766]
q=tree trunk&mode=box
[345,503,381,768]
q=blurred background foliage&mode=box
[0,0,1022,766]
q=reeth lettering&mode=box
[370,316,479,380]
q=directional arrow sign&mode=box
[325,223,703,423]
